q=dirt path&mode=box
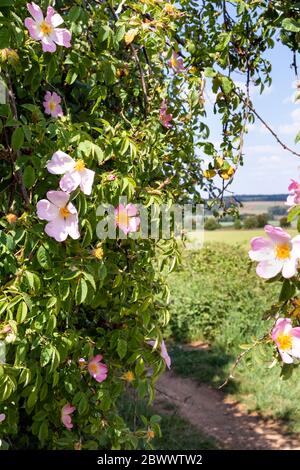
[156,372,300,450]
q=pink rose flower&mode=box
[249,225,300,279]
[286,179,300,210]
[159,100,172,129]
[115,203,140,235]
[24,2,71,53]
[61,403,76,430]
[0,413,5,423]
[43,91,63,118]
[272,318,300,364]
[288,179,300,192]
[147,340,171,369]
[107,174,116,181]
[47,151,95,196]
[88,355,108,383]
[37,190,80,242]
[168,51,185,73]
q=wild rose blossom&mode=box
[272,318,300,364]
[37,190,80,242]
[249,225,300,279]
[159,100,172,129]
[88,355,108,383]
[47,151,95,196]
[148,340,171,369]
[24,2,71,53]
[286,179,300,210]
[43,91,63,118]
[168,51,185,73]
[61,404,76,430]
[115,203,140,235]
[0,414,5,423]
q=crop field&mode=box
[238,200,286,215]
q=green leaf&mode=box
[279,279,295,302]
[204,67,216,78]
[282,18,300,33]
[287,205,300,223]
[117,339,127,359]
[0,0,14,7]
[37,246,51,269]
[65,70,78,85]
[24,271,41,293]
[215,32,231,51]
[83,271,96,290]
[58,281,70,300]
[135,357,144,376]
[11,127,24,151]
[46,314,57,334]
[40,346,53,367]
[115,25,125,42]
[75,278,88,305]
[219,76,233,95]
[78,394,89,415]
[23,166,35,188]
[103,62,116,85]
[0,27,10,47]
[98,25,111,42]
[68,5,82,22]
[280,364,294,380]
[27,388,38,409]
[16,301,28,323]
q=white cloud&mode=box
[278,108,300,136]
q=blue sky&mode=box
[203,43,300,195]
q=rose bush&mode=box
[0,0,205,450]
[0,0,300,450]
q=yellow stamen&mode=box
[277,333,292,351]
[116,211,129,228]
[75,159,86,171]
[171,57,177,68]
[40,21,53,36]
[276,243,291,260]
[49,100,56,112]
[89,363,98,374]
[59,207,71,219]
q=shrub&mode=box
[279,216,291,228]
[233,219,242,230]
[166,244,279,344]
[243,216,258,229]
[256,213,269,228]
[204,217,220,231]
[0,0,205,450]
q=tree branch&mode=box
[235,88,300,158]
[105,0,149,117]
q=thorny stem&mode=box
[6,75,30,209]
[104,0,149,117]
[218,334,270,390]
